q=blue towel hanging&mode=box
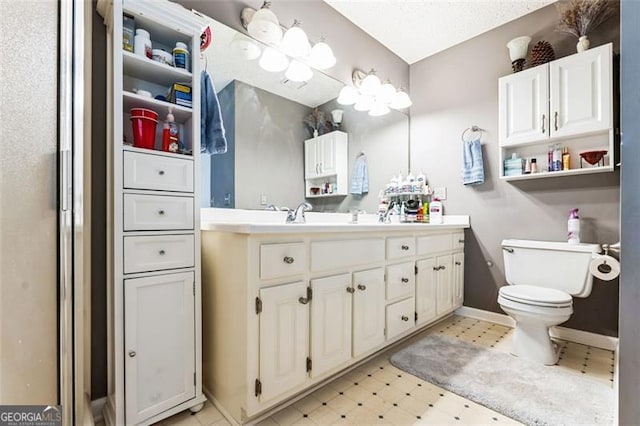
[200,70,227,155]
[461,139,485,185]
[350,153,369,195]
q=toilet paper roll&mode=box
[589,254,620,281]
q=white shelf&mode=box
[123,144,194,159]
[305,193,347,199]
[500,165,613,181]
[123,50,192,86]
[123,91,192,122]
[384,192,429,197]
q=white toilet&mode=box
[498,239,600,365]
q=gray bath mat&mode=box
[390,334,613,425]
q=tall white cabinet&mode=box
[304,131,348,198]
[97,1,206,424]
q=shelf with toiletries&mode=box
[123,90,192,122]
[305,174,347,198]
[122,51,192,86]
[498,43,615,181]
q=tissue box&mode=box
[504,157,525,176]
[167,83,192,108]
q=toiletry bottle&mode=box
[417,205,424,222]
[568,208,580,245]
[548,145,554,172]
[423,202,429,223]
[400,202,406,222]
[429,198,443,224]
[562,147,570,170]
[530,158,538,174]
[173,41,190,70]
[524,158,531,174]
[161,109,179,152]
[553,144,562,171]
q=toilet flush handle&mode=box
[502,247,514,253]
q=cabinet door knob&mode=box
[458,239,464,243]
[158,170,165,176]
[455,261,462,266]
[554,111,559,131]
[357,284,366,291]
[401,277,409,283]
[541,114,546,133]
[440,265,446,270]
[128,351,136,358]
[401,315,409,322]
[401,245,410,250]
[283,256,294,264]
[158,250,166,256]
[433,266,439,271]
[158,210,165,216]
[298,296,310,304]
[346,287,355,294]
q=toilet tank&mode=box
[502,239,601,298]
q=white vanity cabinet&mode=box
[98,0,206,424]
[200,224,467,424]
[498,43,614,180]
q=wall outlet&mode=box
[433,187,447,200]
[260,194,268,205]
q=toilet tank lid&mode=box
[502,239,601,254]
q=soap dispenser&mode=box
[162,108,179,153]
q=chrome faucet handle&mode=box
[266,204,279,211]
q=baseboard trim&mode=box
[91,396,106,424]
[455,306,619,351]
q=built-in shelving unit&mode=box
[304,131,348,198]
[122,50,192,86]
[123,91,192,122]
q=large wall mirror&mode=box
[201,16,409,214]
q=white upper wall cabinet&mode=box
[304,131,348,198]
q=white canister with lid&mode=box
[134,28,152,59]
[173,42,190,70]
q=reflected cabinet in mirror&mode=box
[200,17,409,214]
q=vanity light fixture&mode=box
[337,68,412,115]
[309,38,336,70]
[231,33,262,60]
[280,20,311,58]
[285,59,313,82]
[259,46,289,72]
[507,36,531,72]
[247,1,283,45]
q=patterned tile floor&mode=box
[155,315,615,425]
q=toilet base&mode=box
[512,321,560,365]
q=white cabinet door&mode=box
[318,134,336,175]
[435,255,453,316]
[415,258,437,326]
[310,274,352,378]
[304,139,319,179]
[453,252,465,308]
[499,65,549,145]
[550,43,612,138]
[124,272,195,425]
[259,281,309,402]
[352,268,385,357]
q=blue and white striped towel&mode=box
[350,154,369,195]
[462,139,485,185]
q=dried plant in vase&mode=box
[304,108,327,137]
[556,0,616,52]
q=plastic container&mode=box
[161,109,179,153]
[568,208,580,244]
[152,49,173,66]
[122,13,135,52]
[429,198,443,224]
[134,28,152,59]
[131,116,157,149]
[173,42,190,70]
[562,147,571,170]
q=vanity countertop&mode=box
[200,209,470,234]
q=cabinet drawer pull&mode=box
[158,170,165,176]
[401,277,409,283]
[357,284,366,291]
[158,210,165,216]
[401,244,410,250]
[283,256,294,264]
[158,250,166,256]
[298,296,310,304]
[554,111,559,131]
[541,114,546,133]
[401,315,409,322]
[440,265,446,270]
[433,266,440,271]
[458,239,464,243]
[455,261,462,266]
[346,287,355,294]
[128,351,136,358]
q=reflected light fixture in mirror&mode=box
[286,60,313,82]
[247,1,282,45]
[309,38,336,70]
[231,33,261,60]
[337,69,412,115]
[259,46,289,72]
[280,20,311,58]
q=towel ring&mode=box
[462,125,484,142]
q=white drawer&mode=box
[386,262,415,301]
[417,233,453,256]
[123,151,194,193]
[386,237,416,260]
[386,297,415,340]
[124,234,194,274]
[453,231,465,250]
[124,194,194,231]
[260,242,306,280]
[310,239,385,272]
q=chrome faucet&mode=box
[379,201,397,224]
[286,202,312,224]
[266,204,279,211]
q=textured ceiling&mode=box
[324,0,556,64]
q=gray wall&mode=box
[210,82,236,208]
[409,4,621,336]
[618,0,640,422]
[313,102,409,214]
[234,81,309,209]
[175,0,409,90]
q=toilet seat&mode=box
[499,285,572,308]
